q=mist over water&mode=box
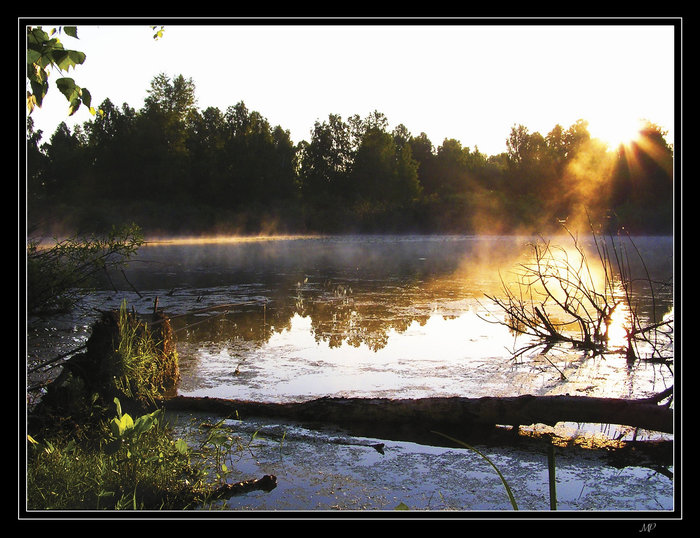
[53,234,672,408]
[25,234,675,511]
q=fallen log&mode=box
[161,393,673,435]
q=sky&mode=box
[26,21,678,157]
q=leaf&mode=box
[173,438,189,455]
[27,27,50,46]
[109,417,121,437]
[28,81,46,108]
[81,87,92,108]
[132,414,155,436]
[113,397,123,419]
[63,26,78,39]
[110,413,134,437]
[56,77,79,101]
[68,97,81,116]
[52,49,86,71]
[26,49,41,65]
[122,413,134,431]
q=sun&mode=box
[590,116,646,151]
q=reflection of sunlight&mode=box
[200,308,527,400]
[606,302,631,349]
[379,310,514,362]
[164,235,672,405]
[516,240,611,313]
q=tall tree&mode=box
[137,74,198,201]
[299,114,353,202]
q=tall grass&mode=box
[111,303,166,404]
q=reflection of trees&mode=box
[171,278,434,353]
[140,236,672,355]
[296,288,431,352]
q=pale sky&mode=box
[26,21,678,157]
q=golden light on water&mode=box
[605,301,632,349]
[145,234,322,246]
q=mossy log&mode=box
[162,392,673,434]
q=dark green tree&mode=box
[82,99,138,201]
[40,122,88,204]
[350,126,420,207]
[298,114,355,229]
[136,74,198,202]
[26,118,48,207]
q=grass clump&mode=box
[109,302,180,406]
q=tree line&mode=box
[26,73,674,236]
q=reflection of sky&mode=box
[34,235,672,407]
[178,304,673,405]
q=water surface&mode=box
[115,235,674,406]
[26,235,675,512]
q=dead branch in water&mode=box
[483,224,673,365]
[208,475,277,499]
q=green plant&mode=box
[27,399,203,510]
[111,302,168,404]
[197,419,256,485]
[26,25,95,116]
[432,431,519,510]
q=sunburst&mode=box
[590,116,646,151]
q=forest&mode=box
[25,73,675,237]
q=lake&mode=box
[26,234,675,512]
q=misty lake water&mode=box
[27,234,675,512]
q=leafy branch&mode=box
[27,223,144,315]
[26,25,97,117]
